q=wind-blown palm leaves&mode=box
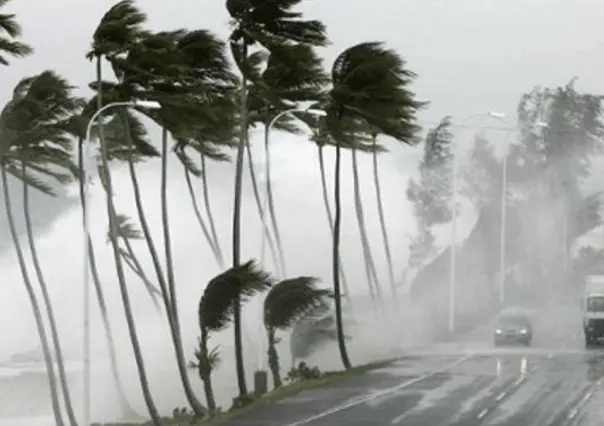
[0,70,82,426]
[197,260,274,415]
[318,41,423,369]
[226,0,328,396]
[263,277,332,388]
[0,0,33,66]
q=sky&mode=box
[2,0,604,421]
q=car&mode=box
[493,311,533,347]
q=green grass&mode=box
[97,357,399,426]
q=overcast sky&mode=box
[2,0,604,418]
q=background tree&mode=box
[226,0,328,395]
[0,0,33,66]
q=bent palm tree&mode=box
[196,260,273,415]
[0,71,75,426]
[263,277,331,388]
[227,0,328,395]
[321,42,422,369]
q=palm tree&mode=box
[90,27,237,418]
[195,260,273,415]
[85,0,147,418]
[320,42,422,369]
[247,43,330,277]
[0,0,33,66]
[263,277,331,388]
[226,0,328,395]
[0,71,76,426]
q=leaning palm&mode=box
[196,260,273,415]
[263,277,331,388]
[320,42,422,369]
[0,0,33,66]
[0,71,81,426]
[227,0,328,395]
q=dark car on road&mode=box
[493,311,533,347]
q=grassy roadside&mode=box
[97,358,399,426]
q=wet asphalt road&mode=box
[225,334,604,425]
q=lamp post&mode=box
[449,111,506,333]
[259,107,327,273]
[82,99,161,426]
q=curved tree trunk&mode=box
[89,58,138,419]
[245,140,281,276]
[317,144,350,298]
[122,119,206,418]
[200,154,223,267]
[100,112,164,425]
[183,165,223,268]
[351,147,382,304]
[333,142,352,370]
[232,40,249,397]
[266,328,282,389]
[263,124,286,276]
[1,166,65,426]
[22,161,78,426]
[371,137,398,308]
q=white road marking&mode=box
[278,354,475,426]
[495,392,507,401]
[566,390,593,420]
[477,408,489,419]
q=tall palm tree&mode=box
[226,0,328,395]
[85,0,147,418]
[263,277,331,388]
[91,27,237,418]
[0,0,33,66]
[320,42,422,369]
[248,43,330,277]
[195,260,273,415]
[0,71,76,426]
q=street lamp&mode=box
[259,107,327,271]
[449,111,506,333]
[82,99,161,426]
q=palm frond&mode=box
[0,38,32,65]
[264,277,332,329]
[108,214,143,242]
[199,259,273,332]
[88,0,147,59]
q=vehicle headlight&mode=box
[520,329,528,334]
[495,329,502,334]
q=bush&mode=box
[285,361,322,383]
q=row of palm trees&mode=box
[0,0,422,424]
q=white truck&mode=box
[583,274,604,348]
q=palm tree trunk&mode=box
[245,140,281,276]
[351,147,382,304]
[371,137,398,307]
[267,329,282,389]
[183,165,223,268]
[333,142,352,370]
[89,60,138,419]
[22,161,78,426]
[263,124,286,276]
[232,40,249,396]
[1,166,65,426]
[122,116,206,418]
[97,76,163,426]
[119,236,162,314]
[199,329,217,416]
[200,154,223,267]
[317,144,350,297]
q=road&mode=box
[224,320,604,425]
